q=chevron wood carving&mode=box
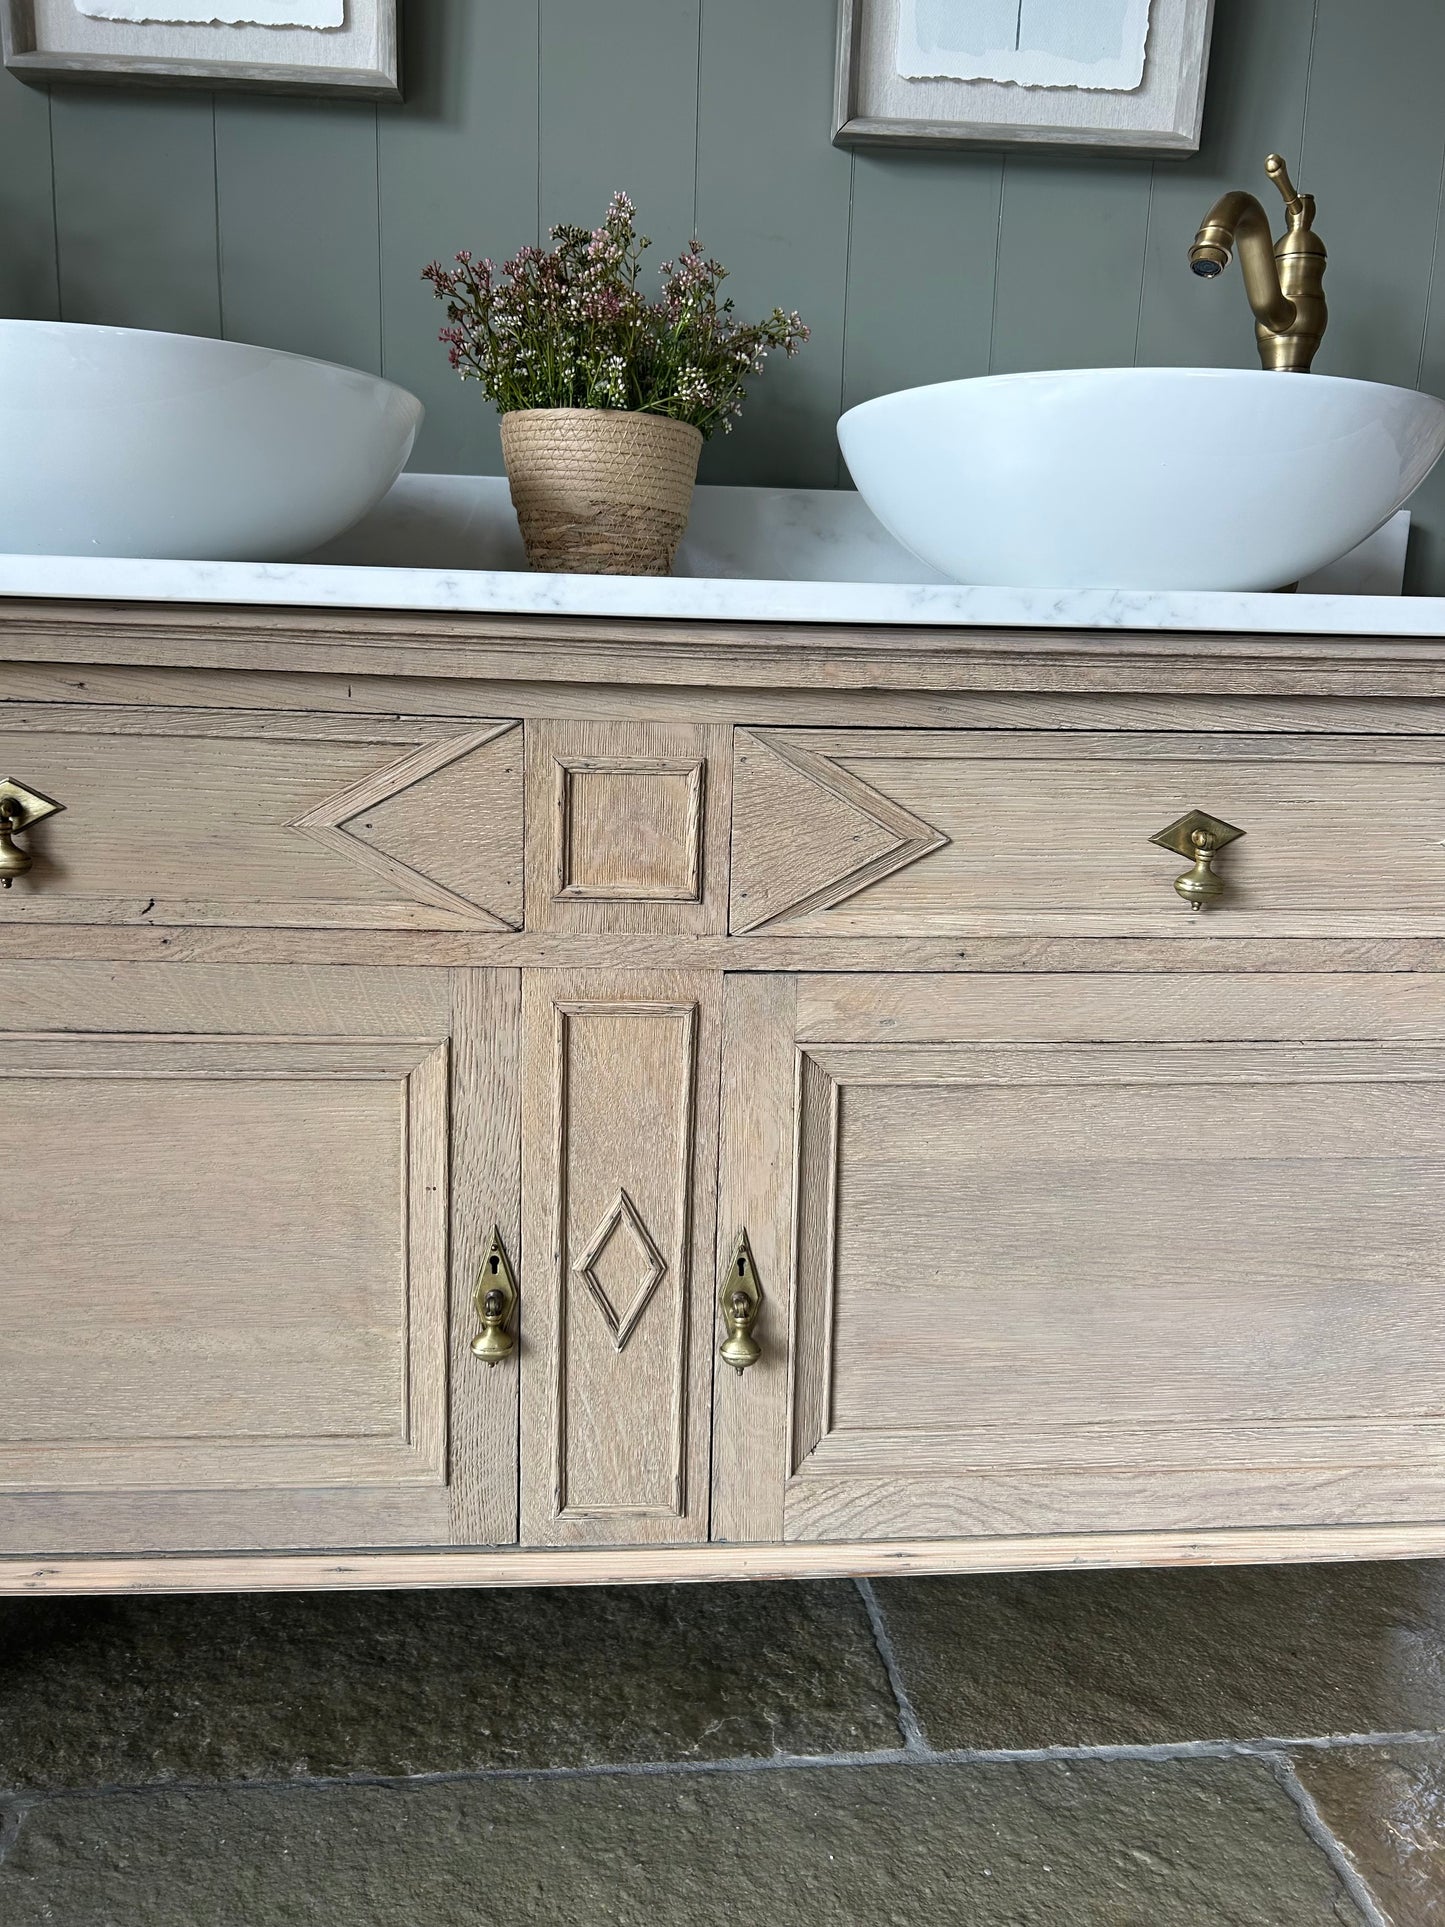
[291,723,523,928]
[729,729,948,932]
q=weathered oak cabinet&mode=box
[6,599,1445,1596]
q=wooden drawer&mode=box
[730,727,1445,936]
[0,705,523,930]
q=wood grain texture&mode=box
[22,925,1445,977]
[526,720,728,934]
[16,613,1445,1584]
[20,601,1445,700]
[769,973,1445,1544]
[519,968,720,1546]
[730,726,946,931]
[0,967,458,1555]
[12,1518,1445,1596]
[0,706,523,930]
[732,728,1445,937]
[711,974,797,1544]
[21,655,1445,738]
[797,971,1445,1042]
[447,968,522,1547]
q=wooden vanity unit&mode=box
[6,596,1445,1597]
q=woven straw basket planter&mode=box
[501,407,703,576]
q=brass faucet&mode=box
[1188,154,1327,372]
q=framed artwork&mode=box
[835,0,1215,155]
[1,0,399,99]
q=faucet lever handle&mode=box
[1265,153,1313,229]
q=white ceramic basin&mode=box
[0,320,423,561]
[838,367,1445,592]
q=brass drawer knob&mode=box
[719,1231,763,1375]
[1149,809,1245,911]
[470,1226,518,1366]
[0,778,64,888]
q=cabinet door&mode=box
[519,969,720,1545]
[714,972,1445,1547]
[0,963,520,1555]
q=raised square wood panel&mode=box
[714,972,1445,1546]
[520,969,720,1545]
[554,757,706,902]
[0,706,522,930]
[0,962,520,1555]
[526,721,729,934]
[729,728,1445,936]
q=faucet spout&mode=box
[1187,154,1327,373]
[1189,191,1296,334]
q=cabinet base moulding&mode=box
[7,1523,1445,1597]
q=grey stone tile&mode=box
[0,1758,1367,1926]
[0,1581,899,1792]
[875,1563,1445,1748]
[1293,1740,1445,1926]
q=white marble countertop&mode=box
[1,474,1440,639]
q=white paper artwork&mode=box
[897,0,1152,91]
[76,1,344,25]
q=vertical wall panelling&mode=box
[50,89,221,336]
[989,157,1153,375]
[377,0,541,476]
[1404,165,1445,594]
[694,0,854,488]
[1298,0,1445,389]
[841,150,1002,416]
[1135,0,1318,372]
[215,98,382,373]
[13,0,1445,590]
[538,0,700,252]
[0,72,58,319]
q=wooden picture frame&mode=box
[834,0,1214,155]
[1,0,399,99]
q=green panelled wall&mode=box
[5,0,1445,586]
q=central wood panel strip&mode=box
[519,968,720,1547]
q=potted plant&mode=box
[424,192,808,576]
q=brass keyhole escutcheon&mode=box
[0,779,64,889]
[1149,809,1245,911]
[718,1231,763,1375]
[470,1226,518,1366]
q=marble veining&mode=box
[0,474,1434,638]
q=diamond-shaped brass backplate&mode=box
[0,777,64,831]
[1148,808,1245,861]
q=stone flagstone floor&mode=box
[1,1562,1443,1923]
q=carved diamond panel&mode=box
[571,1187,669,1351]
